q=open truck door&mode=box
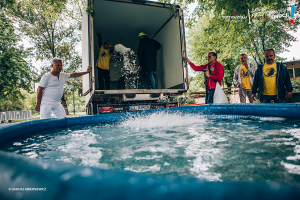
[82,9,93,96]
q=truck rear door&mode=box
[82,10,92,96]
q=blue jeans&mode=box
[260,95,286,103]
[147,71,157,89]
[205,89,215,104]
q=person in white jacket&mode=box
[233,54,256,103]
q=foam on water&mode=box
[119,112,206,129]
[55,130,104,168]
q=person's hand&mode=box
[183,56,191,63]
[87,66,92,73]
[205,70,210,77]
[286,92,292,100]
[35,104,40,112]
[96,32,101,36]
[252,94,256,101]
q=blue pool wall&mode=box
[1,103,300,144]
[1,103,300,200]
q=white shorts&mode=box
[40,104,66,119]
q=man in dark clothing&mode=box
[252,49,293,103]
[138,32,161,89]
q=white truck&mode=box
[82,0,188,114]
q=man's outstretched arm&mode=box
[97,32,103,48]
[70,66,92,78]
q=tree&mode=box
[0,0,16,9]
[10,0,84,114]
[0,12,36,111]
[188,73,206,93]
[174,0,299,62]
[176,0,299,90]
[186,12,242,88]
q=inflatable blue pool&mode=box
[0,104,300,200]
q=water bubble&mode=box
[158,185,168,194]
[80,168,93,177]
[129,177,138,185]
[170,183,180,192]
[146,178,155,186]
[61,173,71,181]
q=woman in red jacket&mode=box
[184,52,224,104]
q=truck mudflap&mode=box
[97,103,178,114]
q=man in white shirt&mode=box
[35,57,92,119]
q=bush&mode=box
[158,96,178,103]
[291,78,300,92]
[181,98,196,105]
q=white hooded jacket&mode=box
[233,63,256,88]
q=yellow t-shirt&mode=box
[262,63,277,95]
[240,64,251,89]
[96,46,112,70]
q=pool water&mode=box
[1,112,300,185]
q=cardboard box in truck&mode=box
[82,0,188,114]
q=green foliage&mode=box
[86,6,95,18]
[158,96,178,103]
[67,89,86,113]
[222,57,240,87]
[186,12,241,90]
[9,0,84,107]
[1,0,86,112]
[182,0,299,92]
[12,0,81,61]
[181,97,195,105]
[0,13,37,111]
[291,78,300,92]
[23,91,37,110]
[0,89,36,111]
[188,73,205,93]
[0,0,16,9]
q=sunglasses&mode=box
[207,56,215,59]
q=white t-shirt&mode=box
[39,72,70,105]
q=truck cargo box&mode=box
[82,0,188,114]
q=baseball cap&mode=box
[138,32,146,38]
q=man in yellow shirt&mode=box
[96,32,114,90]
[233,54,256,103]
[252,49,293,103]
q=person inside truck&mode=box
[184,52,224,104]
[96,32,114,90]
[138,32,161,89]
[35,57,92,119]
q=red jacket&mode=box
[189,61,224,89]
